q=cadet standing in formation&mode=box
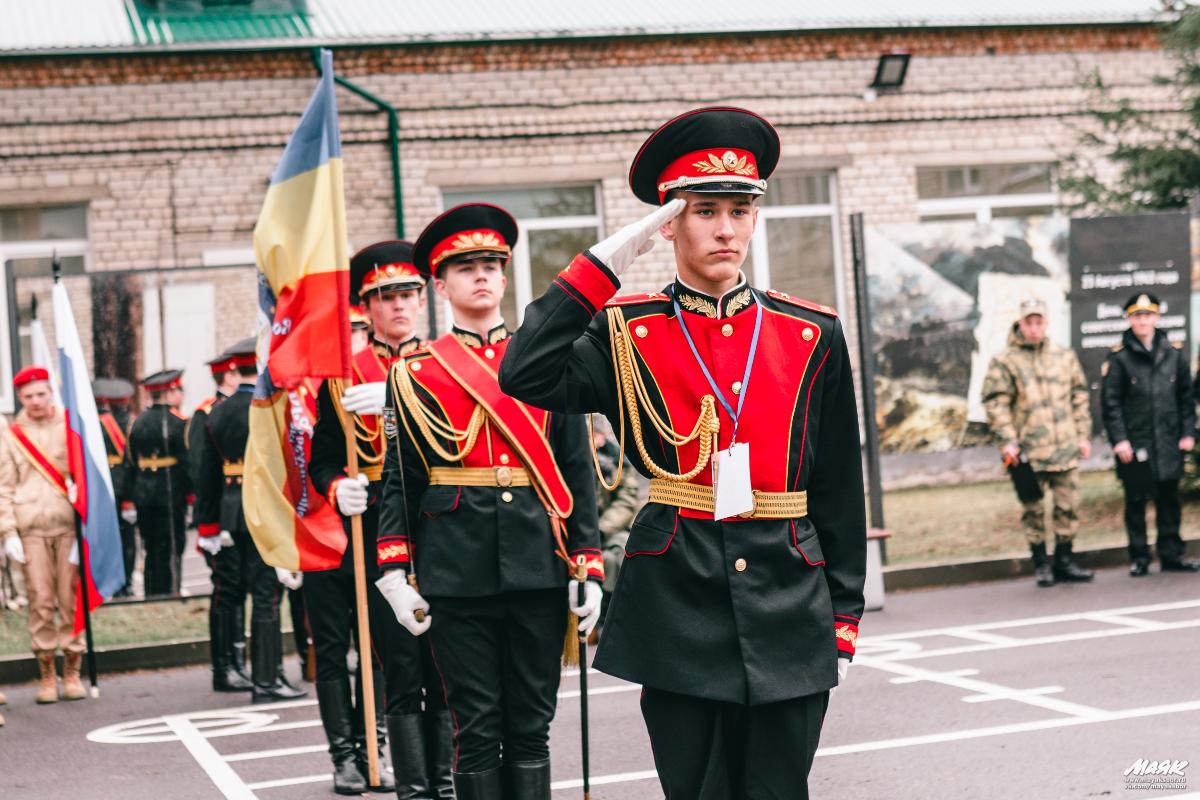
[126,370,190,596]
[375,205,603,799]
[499,107,867,798]
[309,240,451,797]
[94,377,138,597]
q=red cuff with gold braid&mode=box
[554,252,619,315]
[834,615,860,657]
[570,548,605,582]
[377,536,411,568]
[197,523,220,538]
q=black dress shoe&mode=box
[1130,561,1150,577]
[1161,558,1200,573]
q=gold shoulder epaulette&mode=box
[1111,343,1124,353]
[605,292,669,308]
[767,290,838,317]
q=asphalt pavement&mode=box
[2,566,1198,799]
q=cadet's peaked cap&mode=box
[629,107,781,206]
[1125,293,1161,315]
[141,369,184,392]
[349,304,370,330]
[93,377,134,403]
[351,240,424,303]
[413,203,518,278]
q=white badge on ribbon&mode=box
[713,442,754,520]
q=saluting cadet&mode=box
[126,370,190,597]
[308,240,450,797]
[498,107,867,799]
[375,205,603,800]
[194,338,307,702]
[93,377,138,597]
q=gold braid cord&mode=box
[329,379,384,466]
[596,307,719,485]
[388,359,484,463]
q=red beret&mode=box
[13,366,50,389]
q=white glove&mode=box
[67,481,78,505]
[275,567,303,590]
[589,198,685,278]
[830,657,851,696]
[198,535,224,556]
[341,382,387,416]
[120,506,137,525]
[568,580,603,636]
[4,536,25,565]
[376,570,431,636]
[218,531,235,549]
[335,474,370,516]
[68,540,79,566]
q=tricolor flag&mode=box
[52,281,125,633]
[243,48,350,571]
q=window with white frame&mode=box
[441,185,601,326]
[916,163,1056,222]
[0,205,89,414]
[744,171,843,309]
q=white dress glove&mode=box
[341,382,387,416]
[335,474,370,517]
[275,567,304,591]
[376,570,432,636]
[568,580,603,636]
[589,198,685,278]
[4,536,25,565]
[831,657,851,696]
[198,535,223,556]
[120,506,138,525]
[68,540,79,566]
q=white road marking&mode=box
[162,713,257,800]
[223,744,328,762]
[942,628,1018,644]
[889,669,978,684]
[558,684,640,700]
[552,768,659,791]
[244,774,329,790]
[961,686,1063,703]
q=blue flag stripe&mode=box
[270,48,342,186]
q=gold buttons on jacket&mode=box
[484,348,496,360]
[499,453,510,465]
[635,325,648,338]
[410,362,422,372]
[731,381,742,395]
[501,491,513,503]
[721,323,734,337]
[734,558,747,572]
[802,328,814,342]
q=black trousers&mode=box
[640,687,829,799]
[139,505,186,597]
[118,519,137,593]
[1124,479,1186,562]
[206,528,278,623]
[426,589,566,773]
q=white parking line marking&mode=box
[943,628,1018,644]
[552,768,659,791]
[890,669,978,684]
[162,714,257,800]
[961,686,1063,703]
[558,684,640,700]
[224,744,328,762]
[245,774,329,791]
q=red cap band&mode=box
[429,229,511,270]
[655,147,764,203]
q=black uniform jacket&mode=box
[99,410,133,503]
[1101,328,1196,482]
[194,385,253,536]
[126,403,190,512]
[187,391,227,489]
[376,325,602,599]
[498,252,867,705]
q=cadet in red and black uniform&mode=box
[498,108,867,799]
[93,378,137,597]
[126,370,190,597]
[308,240,447,796]
[194,338,307,703]
[375,205,603,800]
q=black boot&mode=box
[425,709,455,799]
[316,679,369,796]
[1130,559,1151,577]
[453,768,502,800]
[231,604,250,683]
[1052,540,1094,582]
[1161,557,1200,572]
[211,610,252,692]
[251,619,308,703]
[387,713,432,799]
[506,759,551,800]
[1030,542,1054,587]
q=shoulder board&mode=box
[1173,341,1184,350]
[194,396,217,415]
[171,408,186,420]
[604,292,669,308]
[1110,343,1124,353]
[766,290,838,317]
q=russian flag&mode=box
[53,281,125,633]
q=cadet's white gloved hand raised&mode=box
[568,580,603,636]
[376,570,431,636]
[275,567,303,591]
[341,382,387,416]
[589,198,685,278]
[335,474,370,517]
[4,536,25,565]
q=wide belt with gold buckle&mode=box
[427,466,531,488]
[107,454,123,467]
[222,460,244,477]
[648,479,808,519]
[137,456,178,471]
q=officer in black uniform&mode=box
[126,370,190,597]
[308,240,444,796]
[94,377,137,597]
[194,337,307,702]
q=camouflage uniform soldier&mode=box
[982,299,1094,587]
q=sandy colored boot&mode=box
[35,652,58,704]
[0,689,5,726]
[62,651,86,701]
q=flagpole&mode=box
[343,429,380,786]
